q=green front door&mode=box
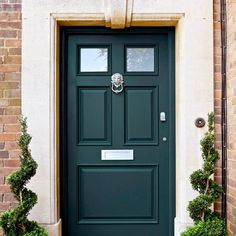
[61,27,175,236]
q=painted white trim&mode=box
[22,1,214,235]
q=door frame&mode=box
[60,27,175,236]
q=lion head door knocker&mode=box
[111,73,124,94]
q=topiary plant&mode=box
[0,117,48,236]
[181,112,227,236]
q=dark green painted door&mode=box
[61,27,175,236]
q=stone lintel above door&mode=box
[53,12,184,28]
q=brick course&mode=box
[213,0,223,215]
[0,0,21,223]
[226,1,236,235]
[213,1,236,235]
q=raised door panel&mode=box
[124,87,158,145]
[78,87,111,145]
[78,166,158,224]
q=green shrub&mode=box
[23,221,48,236]
[182,215,227,236]
[0,117,48,236]
[181,113,227,236]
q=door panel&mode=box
[78,87,111,145]
[61,27,175,236]
[78,165,158,224]
[125,87,158,144]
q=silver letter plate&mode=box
[101,150,134,161]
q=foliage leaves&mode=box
[182,214,227,236]
[0,117,48,236]
[181,113,227,236]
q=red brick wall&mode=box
[213,0,223,215]
[226,1,236,235]
[214,0,236,235]
[0,0,21,215]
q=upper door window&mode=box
[126,47,155,73]
[79,47,109,73]
[78,45,157,74]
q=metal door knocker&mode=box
[111,73,124,94]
